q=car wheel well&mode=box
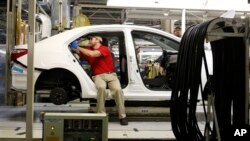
[35,68,81,95]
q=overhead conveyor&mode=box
[170,17,250,141]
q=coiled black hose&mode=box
[170,18,246,141]
[210,26,246,140]
[170,19,212,141]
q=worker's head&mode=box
[173,26,182,37]
[89,36,103,46]
[135,46,141,54]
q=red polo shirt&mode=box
[80,45,115,76]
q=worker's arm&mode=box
[77,47,101,57]
[69,41,101,57]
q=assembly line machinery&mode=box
[42,113,108,141]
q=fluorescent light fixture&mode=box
[123,22,134,25]
[163,12,169,16]
[240,13,246,19]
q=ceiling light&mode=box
[163,12,169,16]
[124,22,134,25]
[240,13,246,19]
[240,15,246,19]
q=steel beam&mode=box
[26,0,36,140]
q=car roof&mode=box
[64,24,149,34]
[65,24,179,40]
[38,24,180,45]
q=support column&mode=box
[73,5,81,17]
[6,0,17,105]
[161,19,171,33]
[181,9,186,36]
[244,17,249,124]
[26,0,36,140]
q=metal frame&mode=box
[244,18,249,124]
[6,0,17,105]
[26,0,36,140]
[76,3,250,25]
[205,17,250,141]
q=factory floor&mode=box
[0,102,206,141]
[1,95,249,141]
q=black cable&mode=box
[188,22,209,140]
[170,19,214,141]
[210,26,246,140]
[171,24,195,140]
[171,18,246,141]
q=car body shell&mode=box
[11,24,212,102]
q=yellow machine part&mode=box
[16,19,27,45]
[72,13,91,28]
[16,19,21,45]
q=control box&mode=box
[43,113,108,141]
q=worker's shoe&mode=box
[120,118,128,125]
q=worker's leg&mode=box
[92,74,107,113]
[107,73,126,119]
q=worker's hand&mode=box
[69,41,78,49]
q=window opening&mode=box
[132,31,179,90]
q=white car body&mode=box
[11,25,212,104]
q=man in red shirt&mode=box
[70,36,128,125]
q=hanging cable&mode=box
[170,17,246,141]
[210,26,246,140]
[170,19,213,141]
